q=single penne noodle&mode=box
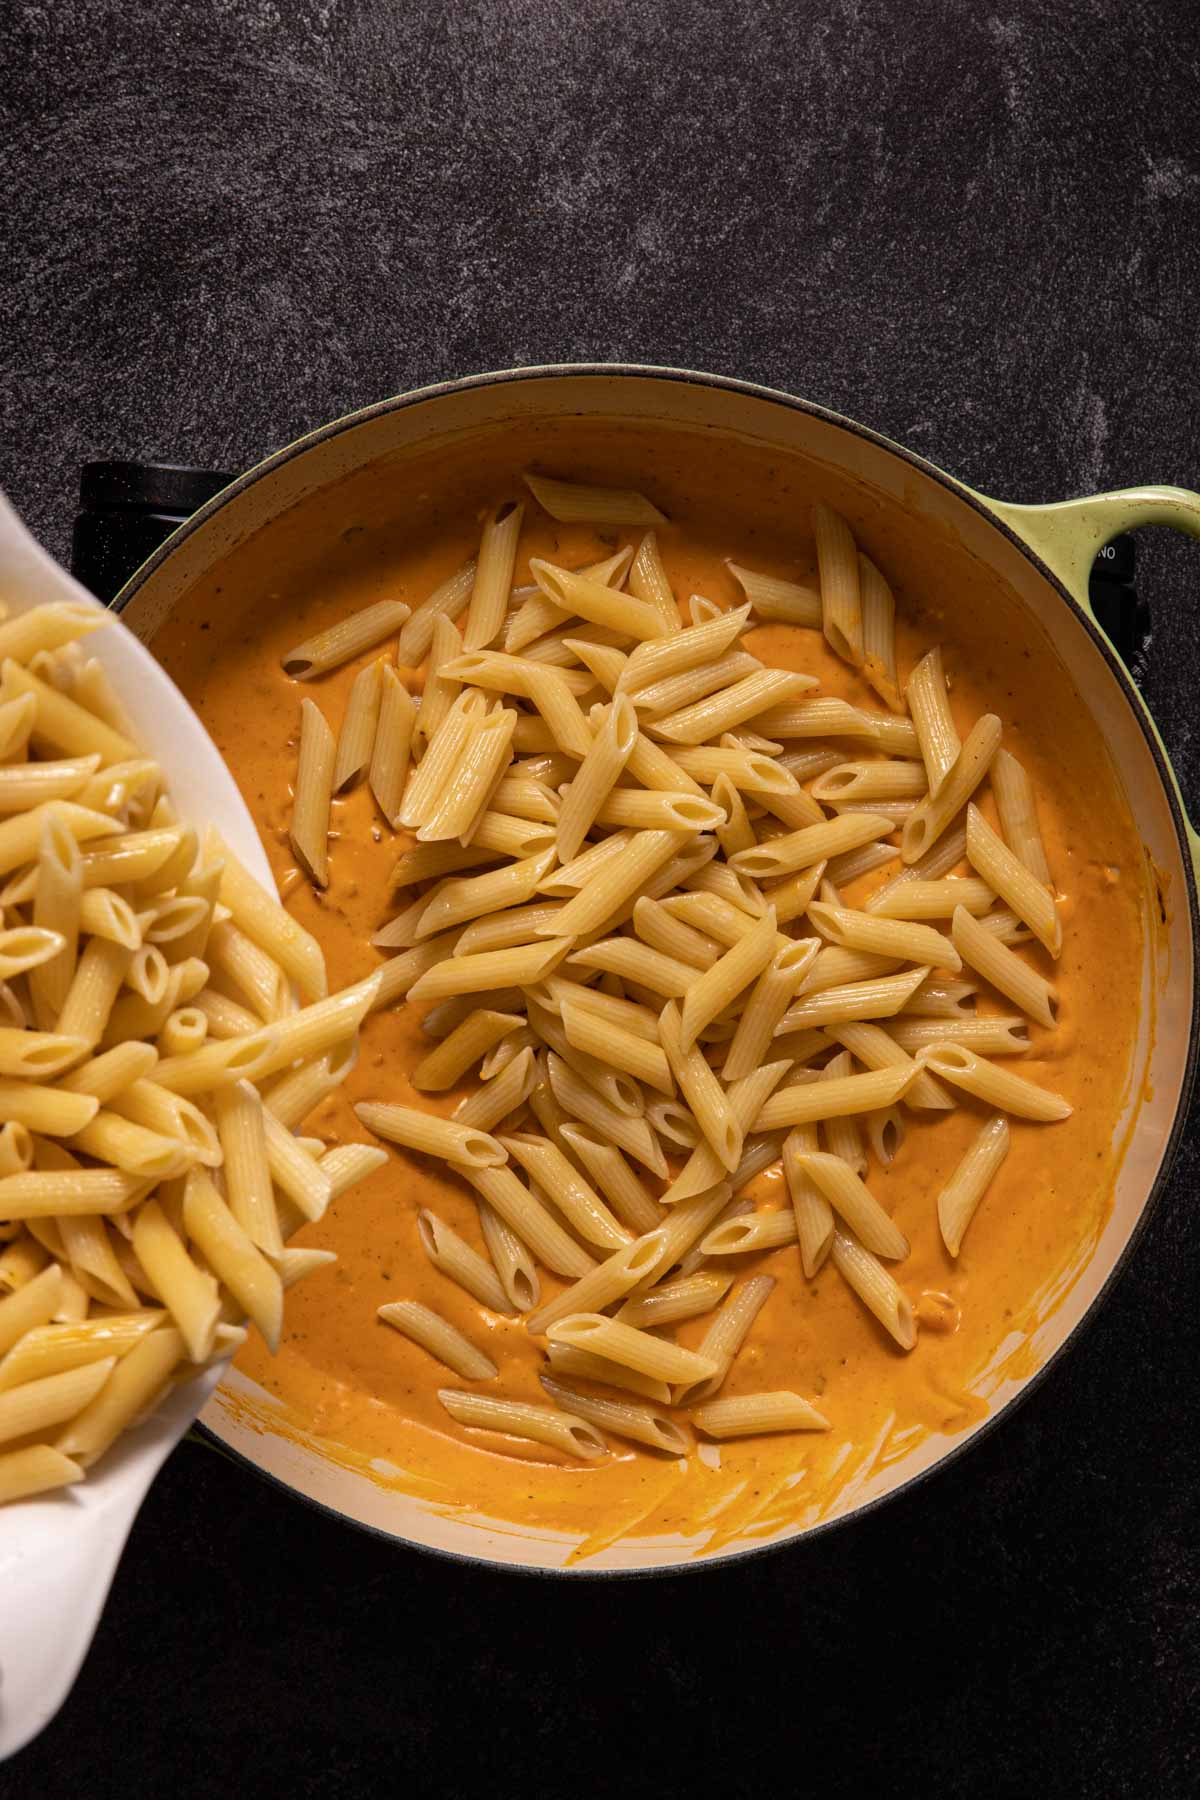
[721,938,820,1081]
[378,1300,497,1380]
[0,1081,99,1138]
[0,600,104,665]
[440,649,595,701]
[0,1026,88,1081]
[476,1199,540,1312]
[416,1210,513,1314]
[677,908,779,1051]
[520,663,593,757]
[57,1039,157,1101]
[125,944,170,1006]
[145,1028,281,1096]
[0,690,37,761]
[826,839,900,887]
[0,1235,52,1293]
[545,1053,666,1176]
[866,1104,905,1166]
[524,472,666,525]
[870,877,994,920]
[616,1268,732,1330]
[567,937,694,1001]
[618,604,751,696]
[2,658,138,764]
[466,811,556,859]
[453,1046,538,1132]
[811,760,927,804]
[660,1061,789,1204]
[557,1123,664,1236]
[808,901,961,973]
[937,1113,1011,1255]
[712,772,756,860]
[700,1210,798,1256]
[547,1312,717,1385]
[369,665,416,825]
[54,1325,184,1462]
[643,1101,699,1147]
[131,1200,220,1361]
[897,1012,1033,1053]
[490,775,560,822]
[812,502,864,664]
[631,648,762,720]
[501,1131,632,1251]
[400,688,487,827]
[561,998,674,1095]
[439,1387,606,1459]
[541,830,686,940]
[0,799,120,881]
[289,697,335,887]
[412,1009,524,1091]
[965,804,1062,956]
[0,1263,65,1357]
[544,978,660,1043]
[691,1390,830,1437]
[633,895,721,970]
[455,901,567,954]
[397,560,476,664]
[463,502,524,651]
[27,810,81,1025]
[525,1231,666,1334]
[673,1273,775,1404]
[777,965,928,1033]
[753,1062,915,1131]
[625,733,707,801]
[541,828,635,895]
[951,905,1057,1028]
[760,859,829,928]
[830,1227,916,1349]
[332,657,383,793]
[990,746,1053,886]
[594,788,725,833]
[530,559,668,642]
[0,1120,33,1177]
[355,1101,504,1169]
[628,530,681,630]
[905,646,961,798]
[754,696,882,742]
[213,1080,282,1254]
[539,1373,688,1455]
[730,811,893,880]
[479,1025,537,1078]
[915,1041,1070,1119]
[725,563,821,627]
[902,714,1002,864]
[157,1008,207,1057]
[318,1140,388,1199]
[544,1343,670,1403]
[418,987,524,1039]
[681,860,767,917]
[406,938,571,1004]
[658,1001,742,1172]
[973,909,1034,946]
[903,974,979,1018]
[112,1079,221,1172]
[783,1123,833,1277]
[209,831,327,1000]
[789,1150,908,1257]
[182,1167,284,1353]
[416,848,553,941]
[647,669,816,745]
[70,1109,191,1179]
[0,753,100,810]
[827,1020,953,1110]
[0,1443,84,1502]
[0,1356,117,1448]
[858,552,903,711]
[281,599,411,678]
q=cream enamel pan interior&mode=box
[116,367,1200,1575]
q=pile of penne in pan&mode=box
[279,475,1069,1464]
[0,607,385,1504]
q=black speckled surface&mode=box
[3,1,1199,1792]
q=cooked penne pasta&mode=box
[826,1020,953,1111]
[530,559,668,643]
[131,1200,220,1361]
[807,901,961,973]
[858,554,902,712]
[658,1001,742,1172]
[379,1300,497,1379]
[905,646,960,798]
[460,1161,596,1278]
[812,503,863,665]
[989,746,1053,886]
[0,1357,117,1447]
[812,760,927,804]
[627,531,681,631]
[547,1312,718,1385]
[525,1232,666,1335]
[775,965,928,1033]
[730,810,893,880]
[467,505,529,651]
[677,907,779,1051]
[753,1062,915,1131]
[937,1114,1011,1256]
[397,560,477,664]
[452,1045,538,1132]
[438,1387,606,1459]
[525,473,666,526]
[869,877,994,920]
[501,1131,632,1251]
[674,1273,775,1404]
[965,803,1062,956]
[475,1200,540,1312]
[902,713,1001,864]
[354,1101,505,1169]
[54,1325,184,1462]
[369,665,416,825]
[830,1227,916,1350]
[213,1080,282,1255]
[182,1167,284,1353]
[914,1041,1070,1119]
[281,599,411,678]
[412,1009,524,1091]
[543,1342,670,1403]
[0,1443,84,1502]
[416,1210,513,1314]
[787,1150,907,1258]
[951,905,1057,1028]
[289,697,335,887]
[615,1268,732,1330]
[416,848,553,940]
[700,1210,798,1256]
[539,1374,687,1455]
[692,1390,829,1437]
[332,657,384,793]
[725,562,822,627]
[783,1124,833,1277]
[560,998,673,1095]
[406,938,571,1003]
[557,1123,664,1236]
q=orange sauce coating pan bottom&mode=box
[154,421,1147,1554]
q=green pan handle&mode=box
[976,484,1200,886]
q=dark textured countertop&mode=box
[3,2,1198,1793]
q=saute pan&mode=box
[4,366,1198,1749]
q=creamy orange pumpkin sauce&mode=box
[153,421,1148,1558]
